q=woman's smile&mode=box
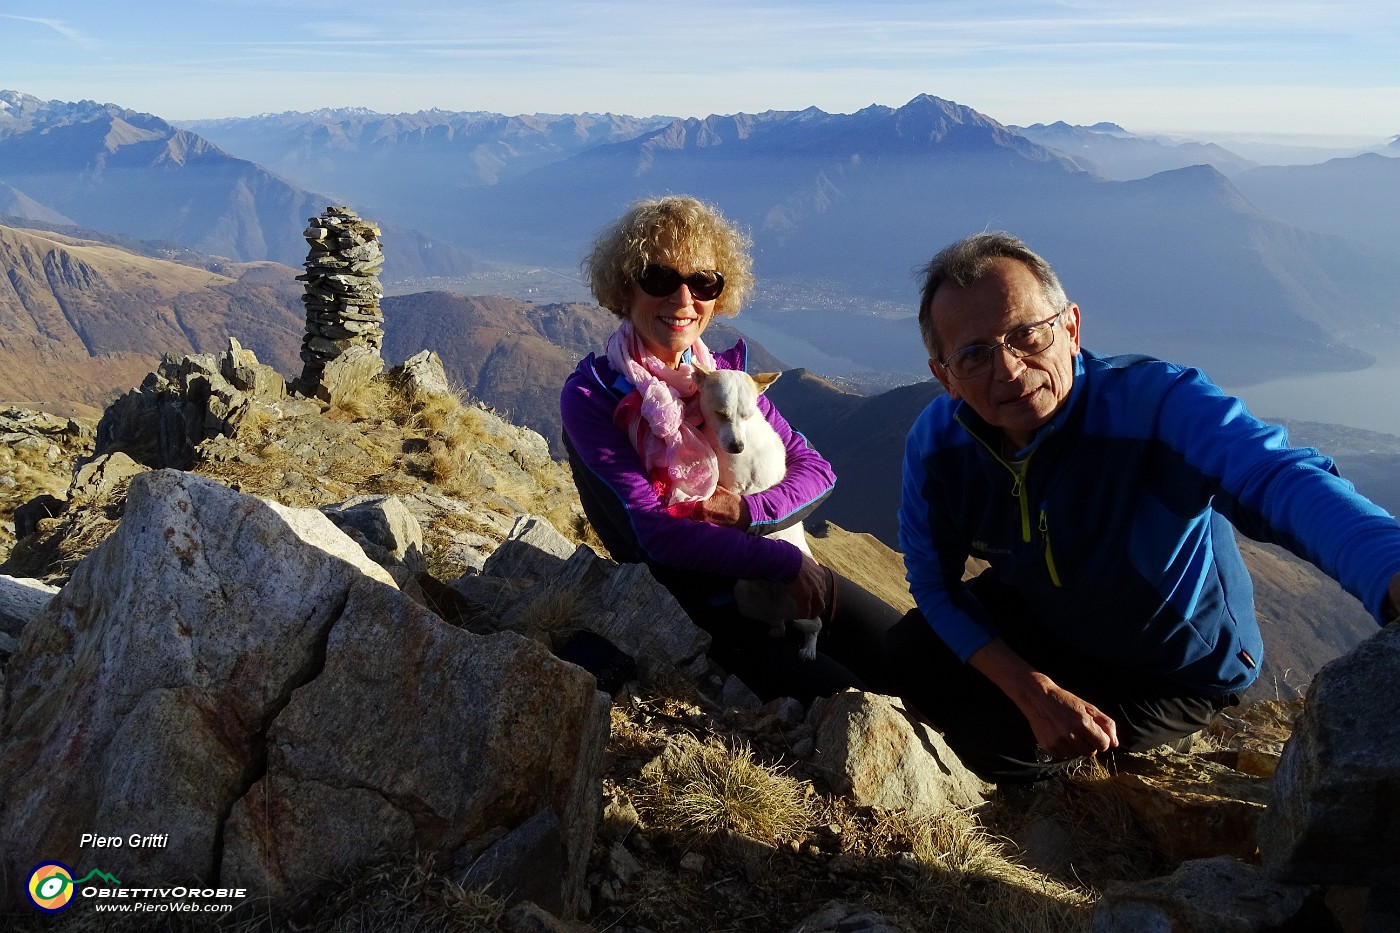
[630,276,717,367]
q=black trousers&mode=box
[680,573,901,705]
[886,573,1238,782]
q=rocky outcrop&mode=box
[1091,620,1400,931]
[95,337,311,469]
[320,494,427,585]
[456,514,711,681]
[0,470,609,916]
[1260,620,1400,889]
[1106,750,1271,861]
[1092,857,1326,933]
[0,407,96,556]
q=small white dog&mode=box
[692,366,823,660]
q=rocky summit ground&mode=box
[0,345,1323,933]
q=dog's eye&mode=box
[713,409,731,420]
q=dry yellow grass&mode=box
[289,851,507,933]
[510,580,585,647]
[638,736,813,848]
[325,377,399,424]
[880,806,1094,933]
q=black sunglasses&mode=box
[635,264,725,301]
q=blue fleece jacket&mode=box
[899,349,1400,695]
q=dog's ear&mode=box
[751,371,781,394]
[691,363,714,384]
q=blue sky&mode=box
[2,0,1397,139]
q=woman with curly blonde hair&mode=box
[560,195,896,701]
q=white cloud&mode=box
[0,13,99,50]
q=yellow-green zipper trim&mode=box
[958,417,1037,543]
[955,415,1060,584]
[1039,508,1062,587]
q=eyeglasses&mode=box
[938,312,1063,379]
[635,264,725,302]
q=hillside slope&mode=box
[0,223,303,416]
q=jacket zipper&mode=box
[1008,461,1032,543]
[959,420,1037,542]
[956,416,1054,562]
[1039,508,1062,587]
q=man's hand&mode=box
[690,485,750,529]
[1013,673,1120,759]
[968,638,1119,760]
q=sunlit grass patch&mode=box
[638,735,812,847]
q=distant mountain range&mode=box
[1232,152,1400,246]
[175,93,1400,388]
[1009,121,1260,180]
[0,91,475,281]
[3,87,1399,390]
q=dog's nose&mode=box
[727,441,744,454]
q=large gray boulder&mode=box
[0,470,609,916]
[807,690,990,816]
[460,515,711,680]
[0,573,56,638]
[1259,620,1400,889]
[1092,857,1323,932]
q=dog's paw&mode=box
[794,618,821,661]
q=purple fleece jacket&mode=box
[560,340,834,584]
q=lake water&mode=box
[730,315,871,375]
[1224,362,1400,439]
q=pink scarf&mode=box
[606,320,719,512]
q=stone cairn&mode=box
[293,206,386,396]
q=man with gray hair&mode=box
[890,231,1400,782]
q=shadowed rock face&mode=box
[0,470,609,915]
[1260,620,1400,889]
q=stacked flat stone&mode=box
[296,206,385,388]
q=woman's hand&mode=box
[786,553,833,620]
[690,485,750,529]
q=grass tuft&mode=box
[511,580,584,646]
[325,377,398,423]
[639,736,812,847]
[287,850,507,933]
[878,806,1095,933]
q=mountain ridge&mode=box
[0,91,476,281]
[8,88,1399,389]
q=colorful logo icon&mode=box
[27,862,76,913]
[25,863,122,912]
